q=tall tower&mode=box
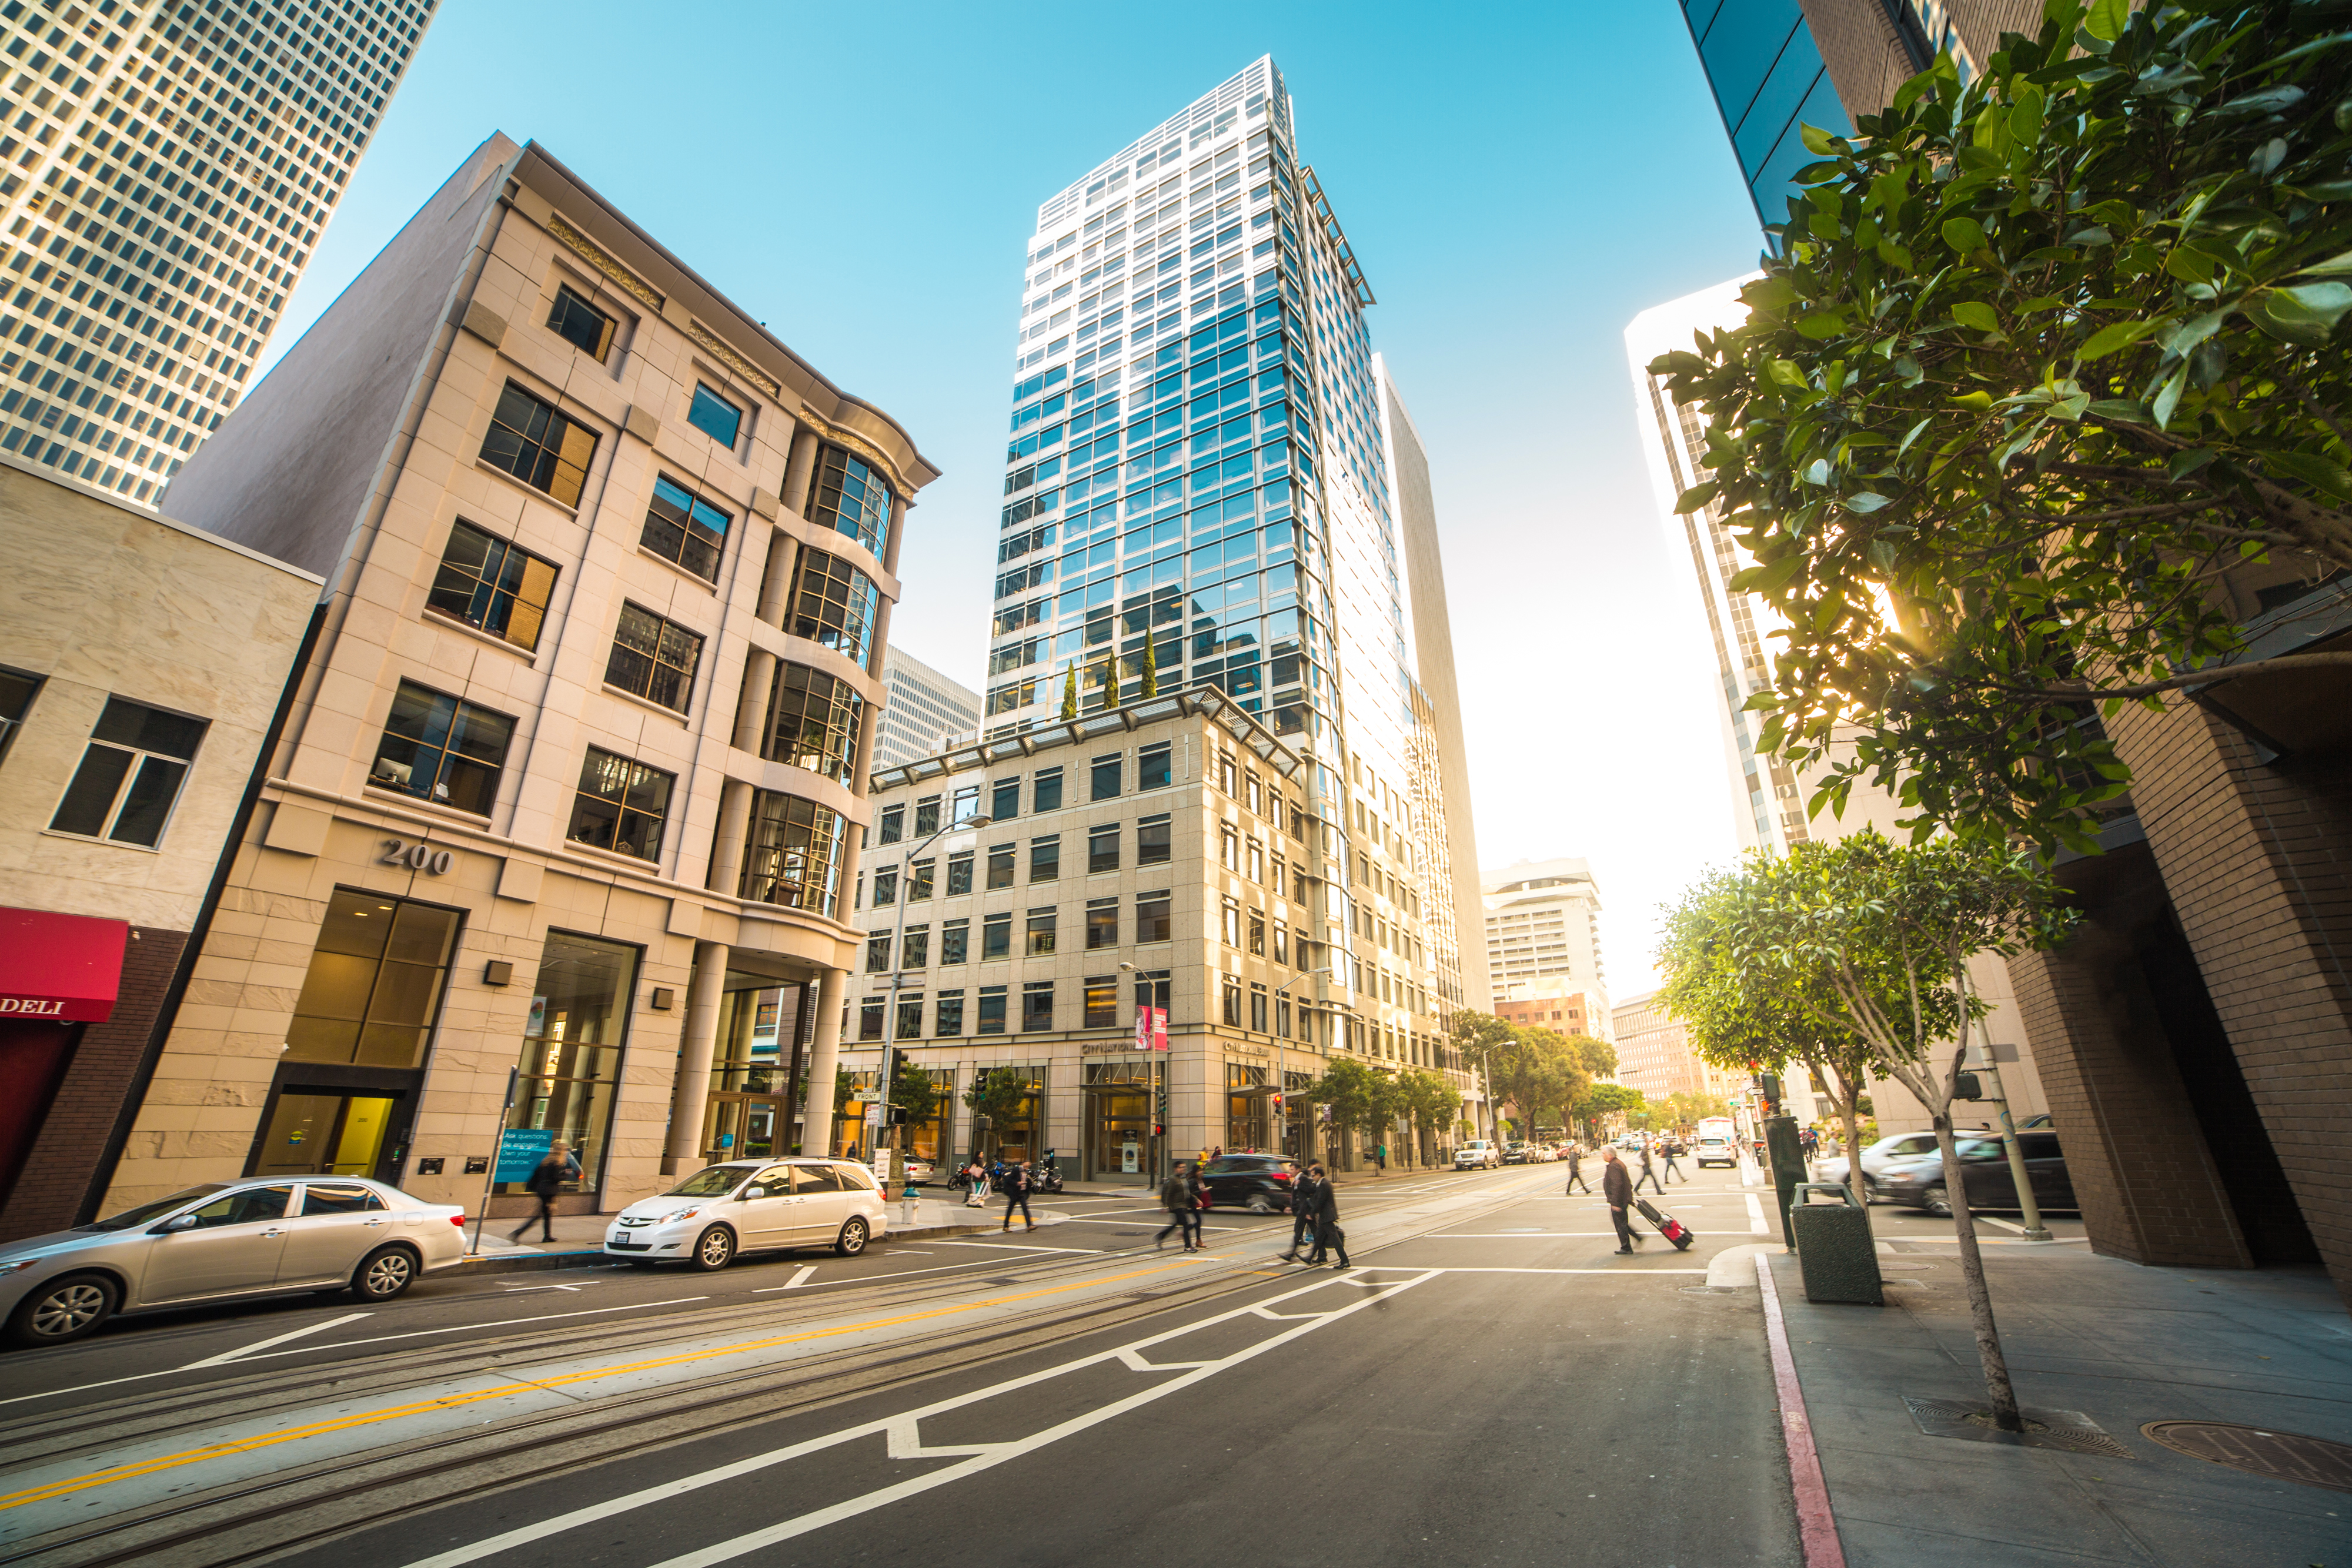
[0,0,436,504]
[984,56,1479,1074]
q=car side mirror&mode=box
[741,1187,765,1199]
[155,1213,201,1233]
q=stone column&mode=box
[783,428,821,517]
[733,651,776,753]
[663,940,730,1175]
[883,493,909,578]
[756,530,800,627]
[801,966,848,1157]
[707,780,756,900]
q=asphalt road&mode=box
[0,1164,2086,1567]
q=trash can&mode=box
[1788,1182,1883,1306]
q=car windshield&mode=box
[662,1166,749,1197]
[86,1184,230,1231]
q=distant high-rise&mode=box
[978,56,1480,1082]
[0,0,435,503]
[873,647,979,773]
[1481,858,1608,1030]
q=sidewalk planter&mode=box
[1789,1182,1882,1306]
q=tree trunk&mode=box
[1930,1112,2023,1432]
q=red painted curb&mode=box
[1756,1251,1847,1568]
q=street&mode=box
[0,1163,1943,1568]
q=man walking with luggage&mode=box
[1602,1146,1639,1254]
[1563,1142,1591,1195]
[1281,1164,1319,1261]
[1303,1162,1349,1268]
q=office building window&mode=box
[866,936,890,974]
[762,663,865,787]
[1138,814,1172,865]
[1022,981,1054,1032]
[546,285,617,359]
[878,805,904,844]
[947,851,974,895]
[986,842,1015,889]
[642,473,732,583]
[936,990,967,1035]
[991,778,1020,821]
[1222,976,1242,1026]
[871,867,898,907]
[908,858,936,901]
[0,666,39,769]
[791,550,882,668]
[482,381,597,507]
[370,681,512,817]
[1033,767,1064,811]
[1221,898,1241,947]
[1026,909,1058,956]
[740,790,849,915]
[941,918,970,964]
[1086,897,1118,950]
[808,444,894,557]
[567,748,674,861]
[606,603,704,713]
[1030,835,1061,882]
[1275,995,1292,1038]
[1251,985,1268,1033]
[952,784,981,825]
[1248,909,1266,955]
[898,993,924,1040]
[859,997,885,1039]
[1248,839,1264,883]
[48,696,208,847]
[1091,753,1121,800]
[688,382,744,448]
[1246,774,1262,815]
[1138,741,1172,790]
[901,926,930,969]
[982,912,1013,959]
[1221,827,1238,871]
[284,887,462,1066]
[426,520,556,652]
[1274,921,1289,965]
[978,985,1008,1034]
[1085,977,1118,1029]
[914,795,941,836]
[1088,823,1120,873]
[1137,891,1172,944]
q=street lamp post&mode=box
[1270,967,1332,1161]
[874,813,990,1179]
[1117,960,1166,1185]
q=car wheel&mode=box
[1859,1177,1880,1204]
[834,1217,869,1257]
[1922,1184,1952,1218]
[691,1226,736,1270]
[6,1272,118,1347]
[352,1246,419,1302]
[1247,1193,1274,1213]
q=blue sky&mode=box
[267,1,1769,991]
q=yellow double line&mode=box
[0,1261,1195,1513]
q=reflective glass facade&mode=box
[1679,0,1852,239]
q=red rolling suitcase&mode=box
[1635,1196,1696,1251]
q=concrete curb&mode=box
[447,1219,1012,1276]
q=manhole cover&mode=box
[1902,1395,2133,1459]
[2142,1422,2352,1492]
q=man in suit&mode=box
[1602,1146,1639,1255]
[1304,1162,1349,1269]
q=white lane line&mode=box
[1745,1193,1769,1235]
[178,1312,372,1368]
[0,1296,711,1409]
[1980,1216,2026,1235]
[1422,1232,1624,1239]
[779,1266,818,1290]
[402,1269,1436,1568]
[938,1241,1101,1253]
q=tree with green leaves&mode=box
[1563,1033,1618,1081]
[963,1068,1033,1158]
[1491,1028,1592,1147]
[1649,0,2352,855]
[1059,664,1078,722]
[1303,1057,1408,1170]
[1571,1082,1646,1143]
[1395,1068,1464,1162]
[1139,635,1159,699]
[1447,1010,1519,1144]
[888,1066,941,1128]
[1696,829,2076,1432]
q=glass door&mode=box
[704,1095,786,1162]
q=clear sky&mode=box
[262,1,1770,996]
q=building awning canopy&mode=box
[0,907,130,1023]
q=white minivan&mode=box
[605,1158,888,1270]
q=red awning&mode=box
[0,907,131,1023]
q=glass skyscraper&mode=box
[985,56,1482,1068]
[1678,0,1851,239]
[0,0,435,503]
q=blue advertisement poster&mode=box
[495,1127,556,1182]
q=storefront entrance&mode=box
[704,1095,787,1162]
[1085,1059,1154,1184]
[252,1091,403,1179]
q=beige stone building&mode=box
[0,456,318,1239]
[99,135,934,1222]
[845,691,1471,1185]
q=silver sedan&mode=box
[0,1176,467,1348]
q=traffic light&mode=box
[1270,1093,1284,1112]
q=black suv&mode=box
[1197,1155,1298,1212]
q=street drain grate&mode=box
[2141,1421,2352,1492]
[1902,1395,2133,1458]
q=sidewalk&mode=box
[453,1195,1004,1273]
[1766,1242,2352,1565]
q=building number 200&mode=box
[381,837,456,875]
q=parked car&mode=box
[1876,1132,2077,1216]
[1812,1131,1940,1201]
[606,1158,889,1269]
[1455,1140,1499,1170]
[1198,1154,1297,1212]
[0,1176,467,1349]
[1528,1145,1556,1163]
[1693,1135,1738,1169]
[901,1158,936,1185]
[1501,1141,1532,1165]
